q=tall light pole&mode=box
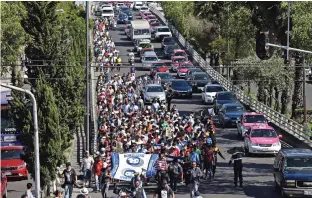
[85,1,90,152]
[286,1,291,61]
[0,83,40,198]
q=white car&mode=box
[201,84,226,104]
[153,26,172,41]
[134,1,144,11]
[143,84,166,104]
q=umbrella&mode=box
[227,146,245,155]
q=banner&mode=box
[111,152,158,181]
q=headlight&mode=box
[188,89,192,92]
[272,142,281,147]
[250,142,259,146]
[18,162,27,169]
[284,180,296,187]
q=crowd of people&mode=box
[89,15,232,198]
[19,10,244,198]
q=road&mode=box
[6,5,281,198]
[72,8,281,198]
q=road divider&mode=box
[149,5,312,147]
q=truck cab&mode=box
[274,149,312,197]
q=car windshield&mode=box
[1,117,17,133]
[147,86,163,92]
[141,7,148,10]
[139,43,151,48]
[158,28,170,32]
[134,29,150,35]
[148,16,157,19]
[206,86,224,92]
[180,66,193,69]
[175,52,186,56]
[244,115,266,123]
[151,22,160,27]
[1,149,23,160]
[174,58,187,62]
[164,40,175,45]
[250,129,277,138]
[145,57,158,61]
[286,158,312,169]
[172,81,189,87]
[217,93,236,100]
[158,74,172,79]
[102,10,113,13]
[194,74,209,80]
[225,106,244,112]
[119,14,127,18]
[153,64,164,67]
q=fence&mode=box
[149,5,312,146]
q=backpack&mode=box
[169,164,180,177]
[205,150,214,163]
[63,169,75,184]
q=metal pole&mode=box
[266,43,312,54]
[227,4,230,81]
[303,59,307,123]
[286,1,291,60]
[0,83,40,198]
[86,1,90,152]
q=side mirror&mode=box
[278,135,283,139]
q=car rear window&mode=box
[250,129,277,138]
[244,115,266,123]
[286,158,312,168]
[147,86,163,92]
[206,86,224,92]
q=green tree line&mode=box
[161,1,312,120]
[1,1,87,191]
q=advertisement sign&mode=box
[111,152,158,181]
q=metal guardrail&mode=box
[149,6,311,146]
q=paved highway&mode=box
[71,9,282,198]
[6,5,282,198]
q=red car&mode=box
[0,173,7,198]
[150,22,161,33]
[152,62,169,72]
[146,15,157,22]
[171,56,188,71]
[1,146,28,179]
[172,49,188,59]
[148,19,160,25]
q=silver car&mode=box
[141,51,159,69]
[143,84,166,103]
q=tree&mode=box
[0,2,27,81]
[289,2,312,118]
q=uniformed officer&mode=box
[229,147,244,187]
[166,86,174,111]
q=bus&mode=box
[130,20,151,41]
[1,88,22,146]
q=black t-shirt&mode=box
[155,186,173,198]
[63,168,76,184]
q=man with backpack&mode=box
[168,158,183,192]
[203,143,214,180]
[62,162,77,198]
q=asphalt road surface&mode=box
[6,6,281,198]
[72,9,281,198]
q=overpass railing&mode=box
[149,5,311,146]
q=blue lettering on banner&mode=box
[126,157,143,166]
[124,153,145,158]
[123,169,135,177]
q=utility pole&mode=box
[86,1,90,152]
[303,59,307,123]
[0,83,40,198]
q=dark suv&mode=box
[273,148,312,197]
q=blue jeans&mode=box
[64,184,73,198]
[83,169,91,180]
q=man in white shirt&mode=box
[82,151,94,187]
[25,183,35,198]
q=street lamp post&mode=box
[86,1,90,152]
[0,83,40,198]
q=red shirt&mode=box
[93,161,103,176]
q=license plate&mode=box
[262,148,269,151]
[304,191,312,195]
[5,172,12,176]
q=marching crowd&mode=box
[24,12,243,198]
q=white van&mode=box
[101,6,114,17]
[134,1,144,11]
[130,20,151,40]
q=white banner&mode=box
[111,152,158,181]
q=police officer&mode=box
[166,85,174,111]
[229,147,244,187]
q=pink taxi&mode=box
[171,56,188,71]
[244,124,282,155]
[172,49,188,59]
[237,112,268,139]
[141,12,152,20]
[177,63,194,78]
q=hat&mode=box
[101,147,105,151]
[80,187,89,194]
